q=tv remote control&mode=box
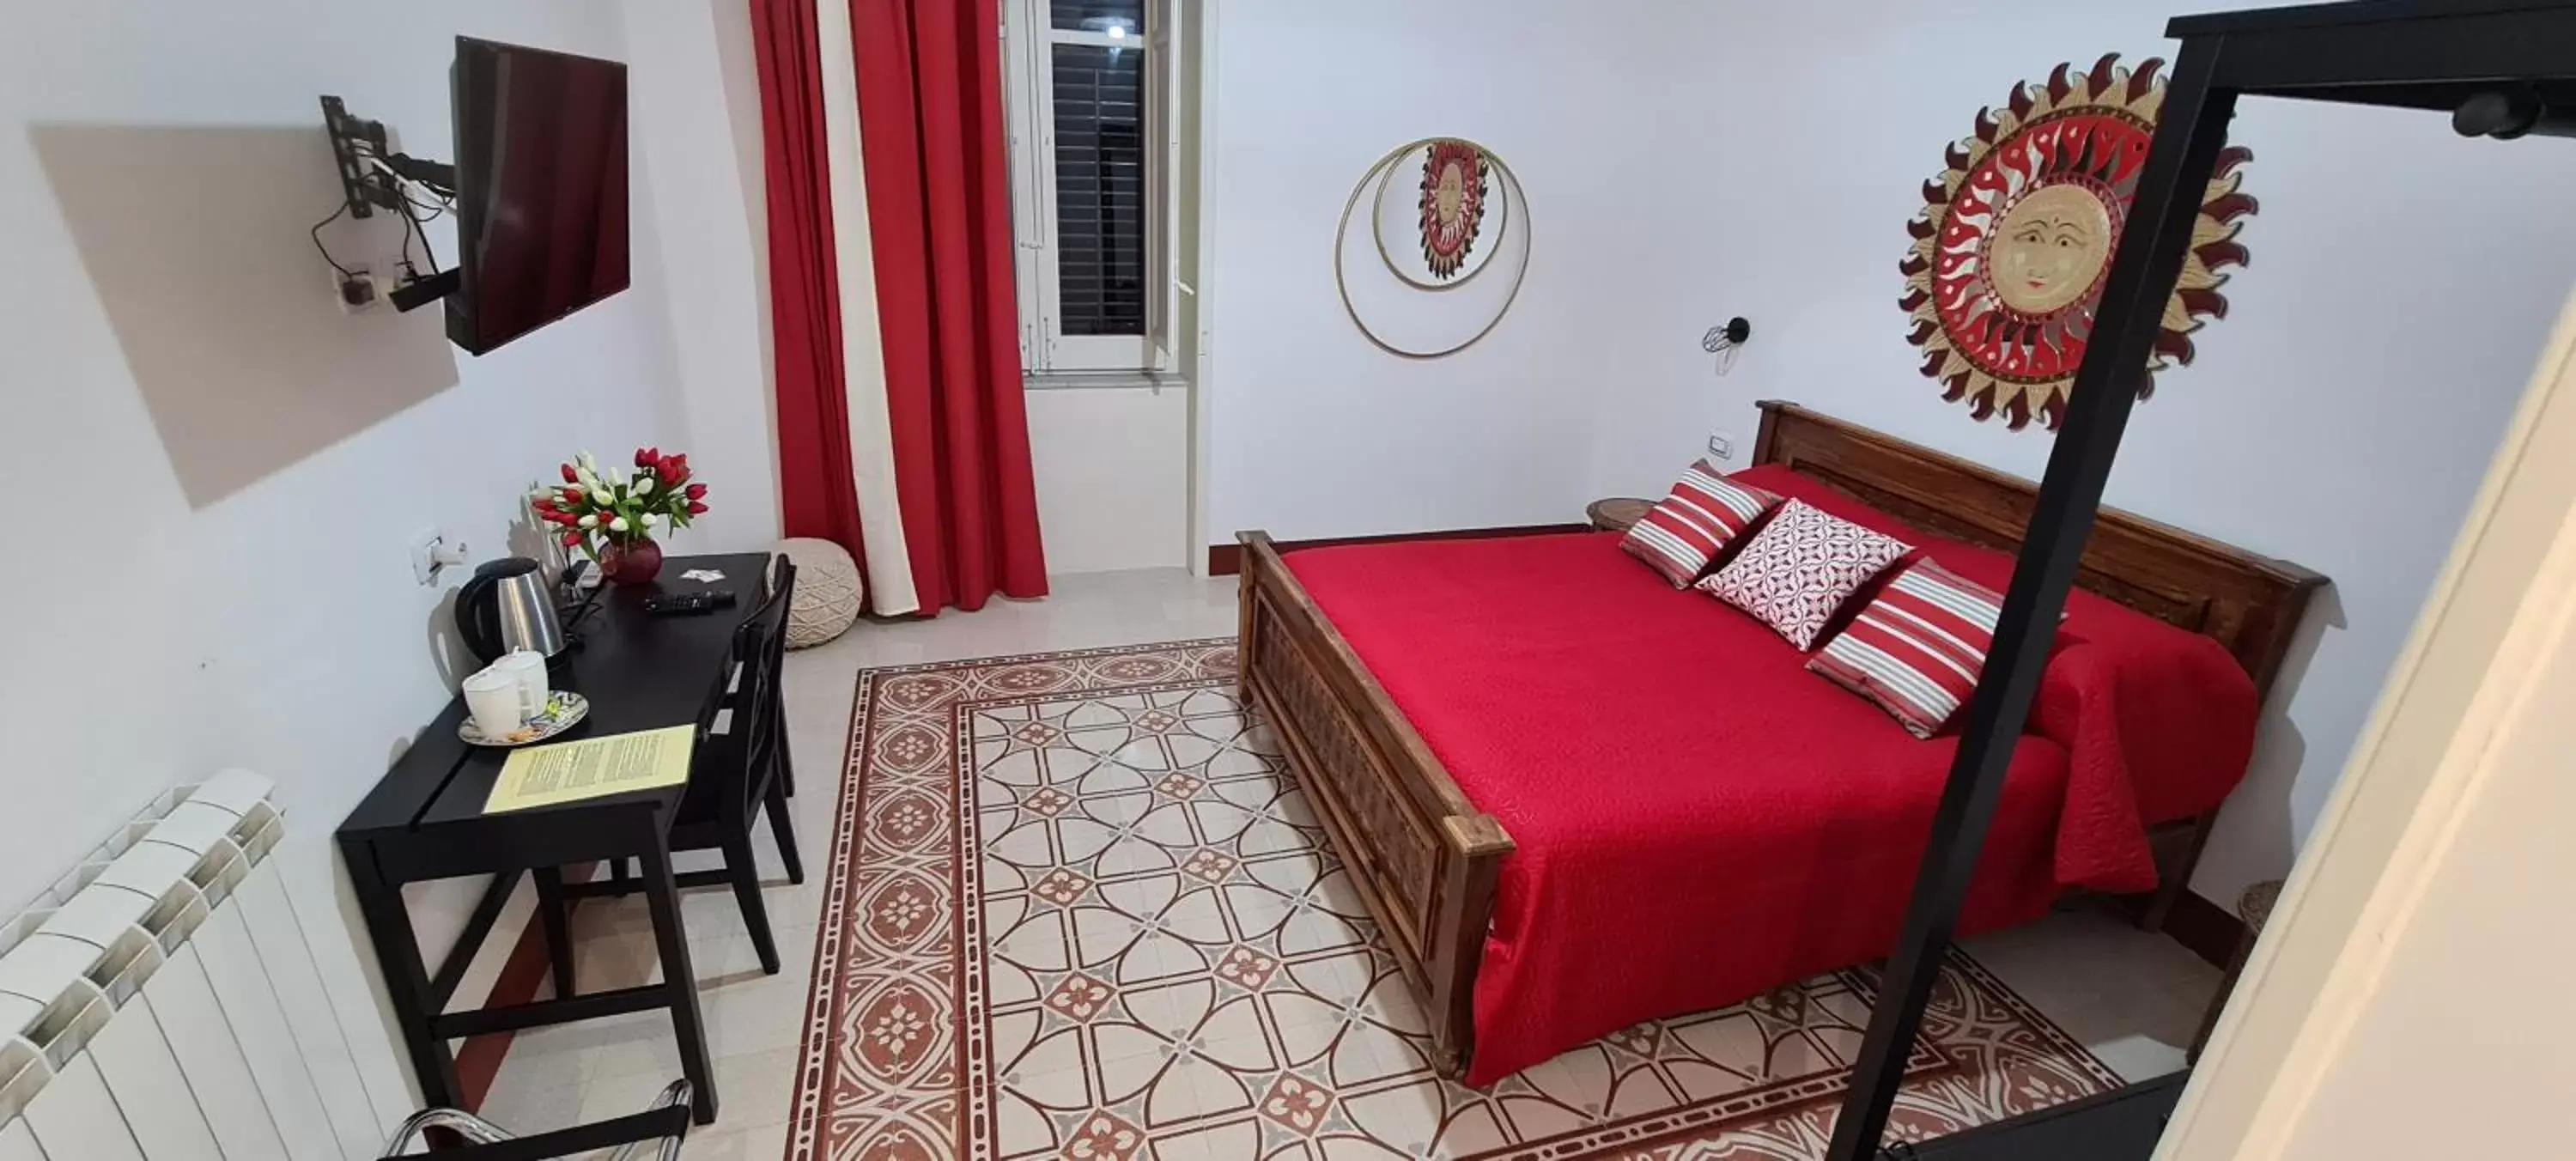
[643,589,736,615]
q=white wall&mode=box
[1203,1,1631,542]
[628,0,783,555]
[1200,0,2576,903]
[1028,386,1194,573]
[3,0,694,1127]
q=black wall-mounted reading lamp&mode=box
[1703,316,1753,376]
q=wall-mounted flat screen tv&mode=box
[447,36,629,356]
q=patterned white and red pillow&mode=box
[1619,461,1783,587]
[1807,560,2003,738]
[1698,499,1913,650]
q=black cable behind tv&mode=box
[318,94,458,313]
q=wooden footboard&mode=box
[1234,531,1510,1075]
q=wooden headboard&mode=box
[1752,400,2328,698]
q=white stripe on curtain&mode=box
[816,0,920,616]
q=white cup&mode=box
[495,650,550,720]
[463,667,526,739]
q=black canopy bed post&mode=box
[1825,3,2576,1158]
[1822,40,2243,1161]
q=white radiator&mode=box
[0,771,384,1161]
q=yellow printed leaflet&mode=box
[484,725,695,813]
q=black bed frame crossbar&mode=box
[1827,3,2576,1157]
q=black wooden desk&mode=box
[337,552,769,1127]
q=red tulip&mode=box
[635,447,657,468]
[560,530,583,547]
[561,463,578,483]
[561,486,583,502]
[532,497,556,513]
[687,501,708,515]
[684,483,707,500]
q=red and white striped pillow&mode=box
[1619,461,1783,587]
[1698,500,1913,650]
[1807,560,2002,738]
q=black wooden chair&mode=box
[754,553,798,799]
[696,553,799,800]
[540,557,805,982]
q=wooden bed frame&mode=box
[1232,399,2326,1077]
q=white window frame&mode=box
[1000,0,1175,376]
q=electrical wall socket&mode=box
[336,264,384,315]
[1707,431,1736,459]
[411,530,470,586]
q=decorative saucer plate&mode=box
[460,690,590,747]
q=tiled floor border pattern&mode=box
[787,641,2123,1161]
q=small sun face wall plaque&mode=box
[1900,55,2257,430]
[1419,140,1489,281]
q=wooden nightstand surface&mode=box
[1586,497,1653,532]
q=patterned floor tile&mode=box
[788,641,2122,1160]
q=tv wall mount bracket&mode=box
[319,94,459,310]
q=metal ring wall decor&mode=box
[1335,137,1532,359]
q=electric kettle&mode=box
[455,557,567,663]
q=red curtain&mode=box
[850,0,1050,611]
[750,0,869,559]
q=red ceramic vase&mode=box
[601,537,664,586]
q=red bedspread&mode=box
[1282,465,2257,1084]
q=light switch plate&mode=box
[1707,432,1735,459]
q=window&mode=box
[1001,0,1175,375]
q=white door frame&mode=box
[2163,283,2576,1157]
[1182,0,1218,577]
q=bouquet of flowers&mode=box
[530,447,708,581]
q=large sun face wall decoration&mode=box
[1901,55,2257,429]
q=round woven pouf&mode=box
[775,538,863,648]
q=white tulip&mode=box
[577,450,598,471]
[640,513,659,528]
[610,516,629,533]
[576,467,599,490]
[634,476,654,496]
[579,514,598,528]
